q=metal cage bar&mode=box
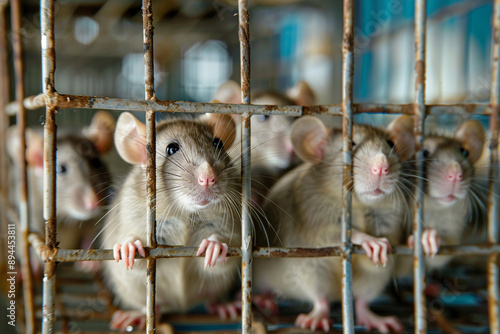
[142,0,158,332]
[488,0,500,332]
[41,0,58,332]
[10,0,36,332]
[413,0,428,333]
[0,1,9,250]
[340,0,355,333]
[238,0,253,332]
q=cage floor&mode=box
[16,261,492,333]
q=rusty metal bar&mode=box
[41,0,58,332]
[413,0,427,333]
[238,1,252,333]
[143,0,157,331]
[0,1,9,264]
[6,92,496,116]
[47,244,500,262]
[488,1,500,332]
[11,1,36,333]
[340,1,355,333]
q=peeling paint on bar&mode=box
[50,244,500,262]
[488,0,500,332]
[41,0,58,333]
[239,1,253,333]
[341,1,355,333]
[6,92,496,117]
[143,1,157,332]
[413,0,428,333]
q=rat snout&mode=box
[198,162,216,187]
[83,190,101,211]
[446,162,463,183]
[371,154,389,176]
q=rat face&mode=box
[55,137,112,221]
[423,137,473,207]
[156,120,234,211]
[352,125,406,205]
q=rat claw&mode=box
[134,240,146,257]
[211,242,221,268]
[121,244,129,269]
[113,244,121,263]
[428,229,439,256]
[204,241,215,270]
[371,242,380,265]
[197,239,209,256]
[321,318,330,332]
[128,242,135,270]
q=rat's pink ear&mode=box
[83,111,116,155]
[286,80,316,106]
[204,113,236,149]
[213,80,242,104]
[115,112,147,166]
[455,120,486,164]
[291,116,329,164]
[6,127,43,168]
[386,115,415,161]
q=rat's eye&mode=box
[386,139,395,149]
[90,157,103,169]
[352,141,356,147]
[213,138,224,150]
[423,149,430,158]
[166,143,180,156]
[56,164,67,174]
[257,115,269,122]
[460,147,469,157]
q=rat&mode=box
[7,111,115,273]
[254,115,415,333]
[213,80,316,205]
[405,120,486,268]
[100,112,242,331]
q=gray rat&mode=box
[254,115,415,332]
[405,120,486,268]
[7,111,115,272]
[101,112,242,331]
[214,80,316,205]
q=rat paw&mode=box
[110,310,146,332]
[207,300,241,320]
[253,292,278,317]
[113,238,145,270]
[295,312,332,332]
[357,313,403,333]
[356,298,403,333]
[407,228,440,257]
[197,235,228,270]
[352,231,391,266]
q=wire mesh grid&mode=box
[0,0,499,333]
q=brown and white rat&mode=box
[214,80,316,204]
[7,111,115,272]
[406,120,486,268]
[254,115,415,332]
[101,112,242,331]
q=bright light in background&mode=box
[73,16,100,45]
[182,40,233,101]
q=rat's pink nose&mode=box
[198,175,216,186]
[447,170,463,182]
[372,163,389,175]
[83,192,100,211]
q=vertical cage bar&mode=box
[340,0,355,333]
[238,0,252,333]
[142,0,157,332]
[11,0,35,332]
[413,0,427,333]
[488,1,500,332]
[41,0,58,333]
[0,1,8,238]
